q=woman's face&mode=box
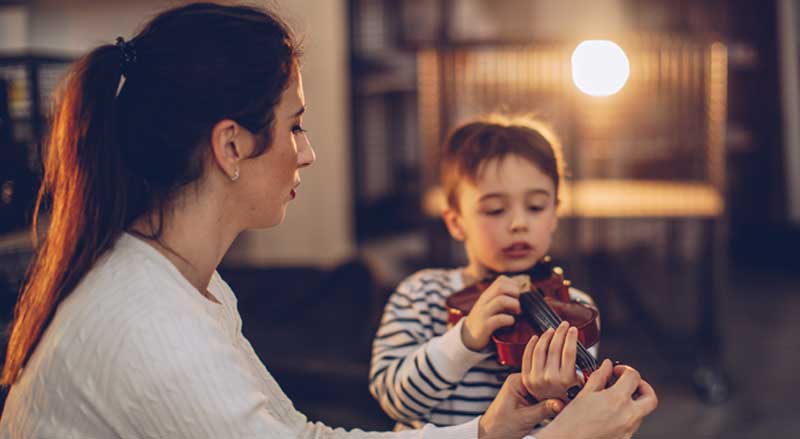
[238,69,315,228]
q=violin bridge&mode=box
[510,274,532,292]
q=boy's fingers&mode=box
[488,295,521,315]
[487,314,516,331]
[532,328,553,373]
[489,276,523,298]
[546,322,568,371]
[521,335,538,388]
[522,334,537,373]
[560,326,578,377]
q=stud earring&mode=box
[231,168,240,182]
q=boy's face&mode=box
[444,155,558,279]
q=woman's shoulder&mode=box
[78,234,202,304]
[55,234,216,345]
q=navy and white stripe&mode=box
[369,269,503,429]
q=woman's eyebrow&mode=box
[291,105,306,118]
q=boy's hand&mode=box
[461,275,523,351]
[521,321,583,401]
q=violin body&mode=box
[446,257,600,368]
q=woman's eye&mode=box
[292,124,307,134]
[527,206,545,212]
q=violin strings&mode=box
[534,293,596,370]
[522,292,591,370]
[524,289,598,372]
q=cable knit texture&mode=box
[0,234,479,439]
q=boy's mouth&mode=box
[502,242,533,257]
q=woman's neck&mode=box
[130,198,238,300]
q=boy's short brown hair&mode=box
[440,114,565,211]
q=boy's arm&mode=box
[369,278,491,423]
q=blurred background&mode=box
[1,0,799,437]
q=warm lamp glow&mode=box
[571,40,630,96]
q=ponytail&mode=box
[1,46,129,385]
[1,2,298,386]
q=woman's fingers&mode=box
[633,378,659,415]
[609,365,642,398]
[582,358,612,392]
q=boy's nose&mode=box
[509,215,528,232]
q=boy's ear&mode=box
[550,199,560,233]
[443,207,466,241]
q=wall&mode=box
[778,0,800,224]
[0,5,29,51]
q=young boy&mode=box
[369,115,597,430]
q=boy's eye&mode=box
[292,124,307,134]
[527,205,545,212]
[481,209,504,216]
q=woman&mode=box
[0,3,656,438]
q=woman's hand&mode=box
[478,373,563,439]
[536,359,659,439]
[521,321,583,402]
[461,276,523,351]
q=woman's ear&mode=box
[210,119,245,181]
[443,207,466,241]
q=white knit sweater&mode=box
[0,234,478,438]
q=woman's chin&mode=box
[250,210,287,230]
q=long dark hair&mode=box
[1,2,300,386]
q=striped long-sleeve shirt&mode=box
[369,268,597,430]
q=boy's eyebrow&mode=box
[478,189,552,202]
[478,193,508,202]
[526,189,552,197]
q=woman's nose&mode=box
[298,134,315,168]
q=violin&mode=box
[445,257,601,381]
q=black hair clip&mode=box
[115,36,138,77]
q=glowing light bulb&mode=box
[571,40,630,96]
